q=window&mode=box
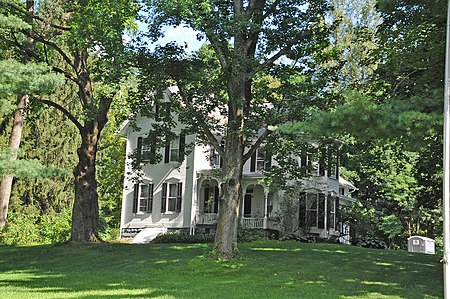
[210,141,224,169]
[306,193,318,227]
[170,137,180,162]
[155,102,171,121]
[267,193,273,218]
[300,152,318,175]
[204,185,219,213]
[256,147,266,171]
[328,196,336,230]
[299,193,327,229]
[164,134,185,163]
[250,147,271,172]
[132,183,154,213]
[137,135,157,164]
[161,182,182,212]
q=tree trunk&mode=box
[70,124,102,242]
[0,94,27,227]
[213,70,247,258]
[69,94,111,242]
[214,140,244,259]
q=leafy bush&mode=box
[0,205,41,245]
[0,205,71,245]
[152,231,215,243]
[40,209,71,243]
[238,227,268,242]
[279,233,317,243]
[355,236,387,249]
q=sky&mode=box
[154,25,205,52]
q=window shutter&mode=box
[164,102,171,121]
[136,137,143,164]
[147,184,154,212]
[150,133,157,164]
[204,186,210,211]
[214,186,219,213]
[178,134,185,162]
[299,192,306,227]
[164,137,170,163]
[155,103,160,120]
[161,183,167,212]
[327,197,332,230]
[336,149,340,179]
[265,154,272,171]
[335,197,340,231]
[132,184,139,213]
[250,151,256,172]
[319,147,326,176]
[176,182,182,212]
[318,194,326,229]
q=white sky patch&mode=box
[156,26,205,52]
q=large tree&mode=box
[285,0,446,246]
[140,0,333,258]
[0,0,138,241]
[0,0,65,227]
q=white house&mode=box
[119,93,357,241]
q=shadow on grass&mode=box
[0,241,443,299]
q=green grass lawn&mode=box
[0,240,443,299]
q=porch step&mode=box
[131,227,168,244]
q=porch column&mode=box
[263,188,269,229]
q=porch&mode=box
[196,180,271,230]
[197,212,266,229]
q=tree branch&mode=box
[242,126,271,162]
[205,32,229,70]
[20,28,77,74]
[8,2,71,31]
[1,34,78,84]
[250,30,308,76]
[39,99,84,132]
[172,87,226,158]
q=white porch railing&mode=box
[200,213,218,224]
[241,217,264,228]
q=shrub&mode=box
[0,205,41,245]
[0,205,71,245]
[279,233,317,243]
[152,231,215,243]
[238,227,267,242]
[40,209,71,243]
[355,236,387,249]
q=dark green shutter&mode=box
[161,183,167,212]
[335,197,340,231]
[178,134,185,162]
[132,184,139,213]
[150,133,157,164]
[176,182,182,212]
[299,192,306,227]
[250,151,256,172]
[147,184,154,212]
[336,149,340,179]
[164,137,170,163]
[136,137,143,164]
[265,147,272,171]
[318,194,325,229]
[214,186,219,213]
[204,186,210,211]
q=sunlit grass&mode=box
[0,240,443,298]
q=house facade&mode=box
[119,103,356,241]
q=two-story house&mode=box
[119,93,356,242]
